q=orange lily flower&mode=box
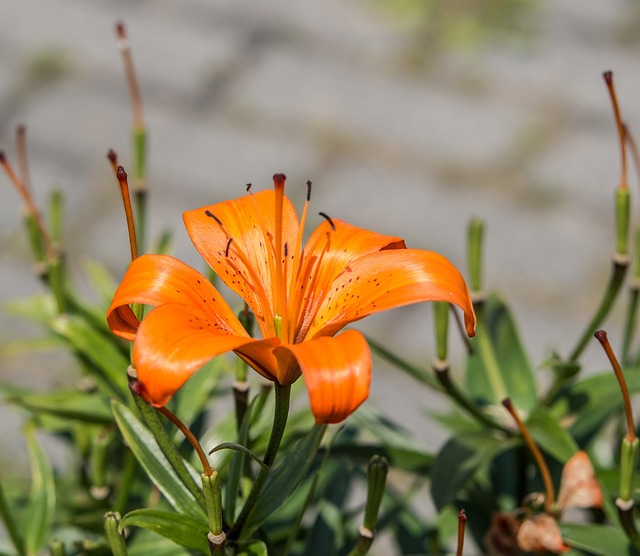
[107,175,476,423]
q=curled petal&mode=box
[558,451,603,510]
[274,330,371,424]
[517,514,568,553]
[107,254,243,341]
[302,249,475,341]
[184,190,299,335]
[133,303,277,406]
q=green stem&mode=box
[229,383,291,540]
[616,498,640,552]
[114,449,138,514]
[433,360,509,433]
[474,300,508,403]
[622,284,640,365]
[568,255,629,362]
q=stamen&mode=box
[1,150,55,260]
[603,70,628,190]
[306,180,312,201]
[318,212,336,231]
[273,173,287,338]
[205,210,223,226]
[116,165,138,261]
[16,125,32,194]
[115,21,144,129]
[107,149,118,173]
[225,237,233,257]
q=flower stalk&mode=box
[502,398,555,514]
[229,383,291,540]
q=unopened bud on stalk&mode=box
[363,455,388,531]
[467,218,485,298]
[103,512,128,556]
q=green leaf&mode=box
[0,383,112,424]
[526,406,578,463]
[82,259,118,306]
[120,509,209,553]
[552,370,640,441]
[24,424,56,556]
[430,432,516,511]
[51,314,129,398]
[559,523,629,556]
[465,293,537,411]
[172,357,226,426]
[236,540,268,556]
[0,481,26,556]
[5,294,58,326]
[241,424,327,539]
[127,529,190,556]
[111,400,207,523]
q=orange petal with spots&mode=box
[107,254,244,341]
[292,219,406,340]
[184,189,299,336]
[274,330,371,424]
[303,249,476,340]
[133,303,278,406]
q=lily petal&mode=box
[294,219,406,341]
[304,249,476,340]
[107,254,244,341]
[274,330,371,424]
[133,303,278,406]
[184,189,299,336]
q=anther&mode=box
[318,212,336,231]
[306,180,312,201]
[246,183,252,192]
[205,210,223,226]
[225,237,233,257]
[107,149,118,172]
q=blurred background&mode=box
[1,0,639,472]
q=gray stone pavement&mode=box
[1,0,639,476]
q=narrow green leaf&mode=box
[0,383,112,424]
[559,523,629,555]
[0,480,26,556]
[51,314,129,397]
[236,540,268,556]
[526,407,578,463]
[82,259,118,306]
[111,400,207,523]
[552,370,640,440]
[430,432,516,510]
[127,528,190,556]
[24,424,56,556]
[465,293,537,411]
[120,509,209,553]
[241,424,327,539]
[5,294,57,326]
